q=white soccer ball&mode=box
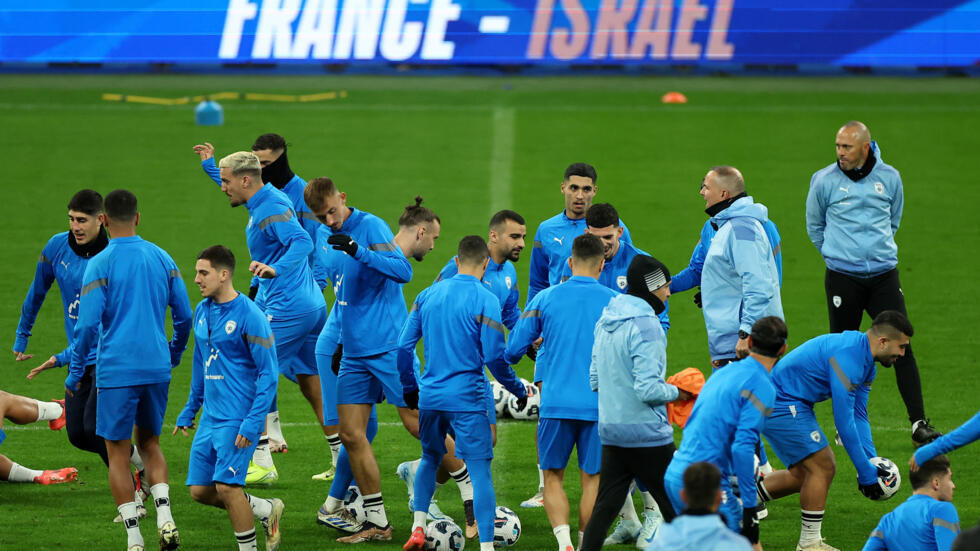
[425,519,465,550]
[491,380,510,418]
[505,379,539,420]
[867,456,902,500]
[344,485,367,523]
[492,506,521,546]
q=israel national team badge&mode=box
[874,182,884,194]
[617,275,627,290]
[505,276,512,290]
[811,431,822,443]
[225,320,237,334]
[833,296,841,308]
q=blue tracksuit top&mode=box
[648,514,753,551]
[68,236,193,390]
[558,240,670,335]
[504,276,617,421]
[437,256,520,331]
[701,197,783,361]
[397,274,525,412]
[175,294,278,443]
[527,211,631,304]
[914,410,980,467]
[771,331,879,484]
[672,216,783,293]
[334,208,413,358]
[806,142,904,277]
[590,293,677,448]
[15,232,100,367]
[671,356,775,508]
[244,183,321,319]
[863,494,960,551]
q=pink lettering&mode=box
[591,0,638,59]
[671,0,707,60]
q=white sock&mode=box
[554,524,573,550]
[267,412,284,442]
[800,509,824,546]
[640,491,660,513]
[253,437,274,469]
[246,493,273,520]
[363,492,388,527]
[34,399,62,422]
[118,501,144,547]
[149,483,174,528]
[450,466,474,502]
[480,542,495,551]
[537,464,544,490]
[413,510,427,531]
[8,463,42,482]
[235,528,258,551]
[326,433,342,467]
[323,495,344,513]
[759,461,773,475]
[130,446,145,472]
[578,530,584,549]
[620,493,639,523]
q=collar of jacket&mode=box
[68,227,109,258]
[705,192,747,219]
[838,152,877,182]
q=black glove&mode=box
[693,290,702,309]
[526,346,538,362]
[741,506,760,544]
[331,343,343,376]
[858,465,890,500]
[514,386,529,411]
[327,233,358,257]
[248,284,259,300]
[403,389,419,410]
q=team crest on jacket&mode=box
[874,182,884,194]
[225,320,237,334]
[617,275,627,290]
[505,276,512,290]
[832,296,841,308]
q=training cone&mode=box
[195,100,224,126]
[661,91,688,104]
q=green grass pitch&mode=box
[0,74,978,550]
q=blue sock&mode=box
[467,458,496,544]
[267,393,278,413]
[328,414,378,500]
[413,448,441,512]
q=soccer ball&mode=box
[343,485,367,523]
[492,506,521,546]
[866,456,902,500]
[505,379,540,420]
[491,380,510,418]
[425,520,465,550]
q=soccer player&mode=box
[195,135,321,455]
[912,410,980,471]
[700,166,783,368]
[756,310,914,551]
[505,234,615,551]
[215,151,329,483]
[649,462,753,551]
[68,189,192,551]
[664,316,788,548]
[397,235,528,551]
[0,389,76,485]
[173,246,284,551]
[580,255,691,551]
[863,455,959,551]
[806,121,940,444]
[304,179,457,543]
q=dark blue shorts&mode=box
[419,409,493,461]
[538,418,601,474]
[96,382,169,441]
[186,422,258,487]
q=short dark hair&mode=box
[457,235,489,266]
[586,203,619,229]
[871,310,914,339]
[489,209,525,230]
[104,189,138,223]
[304,177,339,211]
[252,133,287,152]
[398,196,440,227]
[197,245,236,274]
[683,462,722,510]
[67,189,104,216]
[572,234,604,264]
[750,316,788,357]
[910,455,950,490]
[564,162,597,183]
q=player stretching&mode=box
[69,190,192,551]
[398,235,528,551]
[0,389,76,485]
[757,311,914,551]
[174,246,284,551]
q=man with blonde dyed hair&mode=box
[213,151,330,485]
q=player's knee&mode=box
[339,427,367,449]
[808,448,836,478]
[215,482,242,503]
[189,485,212,504]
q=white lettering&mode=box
[379,0,423,61]
[291,0,338,58]
[219,0,259,58]
[334,0,386,60]
[252,0,302,59]
[420,0,459,59]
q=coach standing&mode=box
[806,121,940,445]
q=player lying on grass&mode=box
[0,389,76,484]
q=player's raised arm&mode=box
[193,142,221,186]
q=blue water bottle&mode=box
[195,100,223,126]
